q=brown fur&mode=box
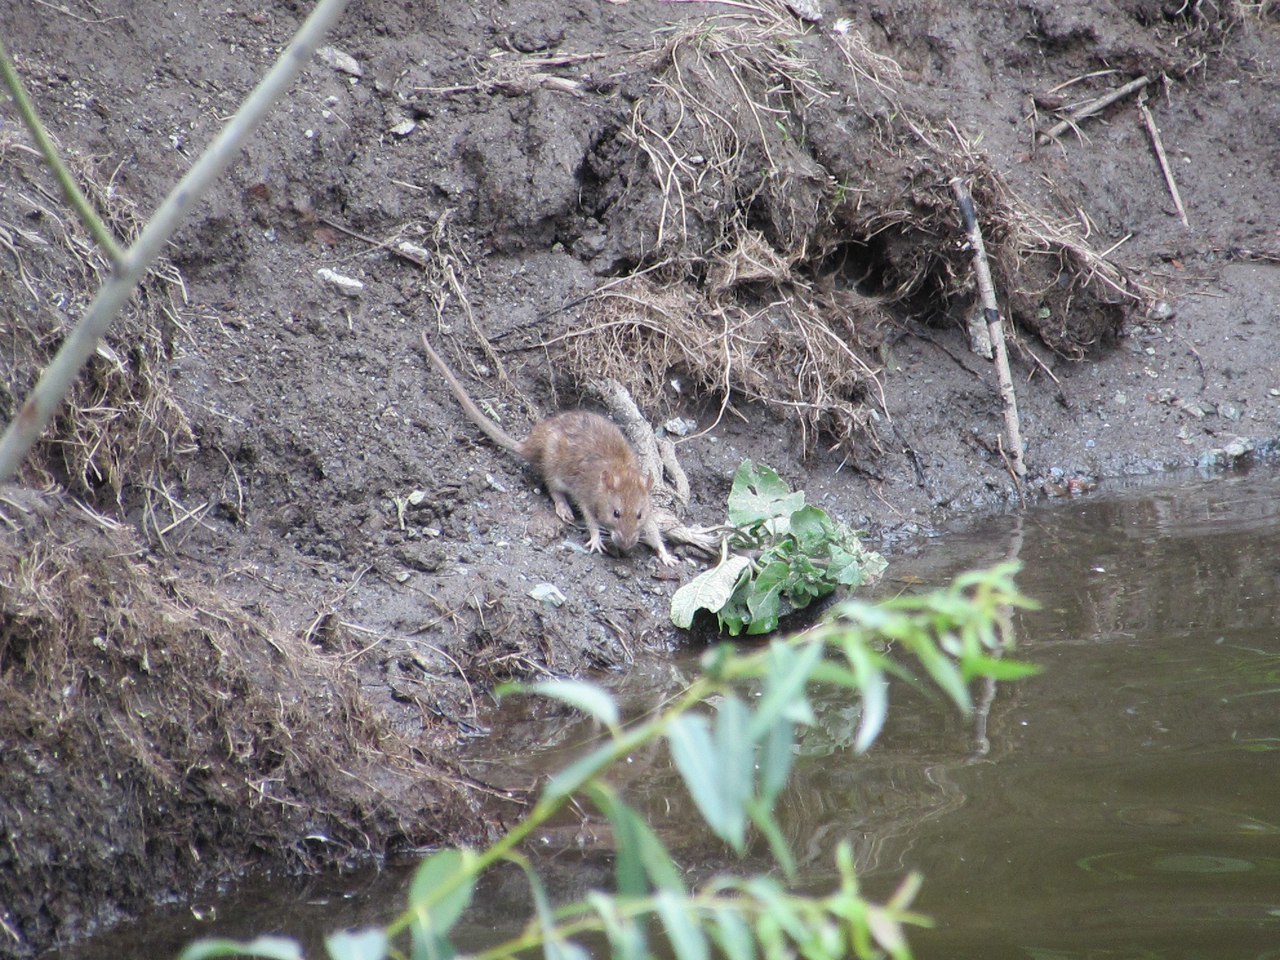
[421,332,676,565]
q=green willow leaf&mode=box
[960,653,1042,682]
[757,713,794,808]
[742,878,808,943]
[544,739,620,802]
[587,892,649,960]
[709,905,756,960]
[325,929,389,960]
[667,713,733,843]
[596,792,646,897]
[588,783,685,893]
[713,696,753,850]
[408,848,475,934]
[912,641,971,714]
[178,938,303,960]
[746,640,822,742]
[655,890,710,960]
[504,679,621,728]
[842,641,888,754]
[546,940,591,960]
[509,850,571,960]
[747,797,795,879]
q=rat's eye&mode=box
[636,511,643,520]
[613,508,621,520]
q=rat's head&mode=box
[599,468,654,552]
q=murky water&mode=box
[61,470,1280,959]
[881,470,1280,959]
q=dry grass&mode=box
[622,2,829,262]
[560,272,887,453]
[544,0,1157,452]
[0,488,476,950]
[0,130,193,521]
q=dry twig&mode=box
[1137,91,1190,228]
[1037,74,1151,146]
[950,177,1026,485]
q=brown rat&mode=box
[421,331,676,566]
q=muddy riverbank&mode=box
[1,0,1278,954]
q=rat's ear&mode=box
[601,468,620,492]
[645,472,655,492]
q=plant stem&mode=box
[384,680,713,940]
[0,38,125,264]
[0,0,352,486]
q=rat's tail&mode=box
[421,331,523,456]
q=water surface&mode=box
[61,470,1280,959]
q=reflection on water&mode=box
[878,471,1280,959]
[60,470,1280,959]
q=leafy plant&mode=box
[179,563,1038,960]
[672,460,887,635]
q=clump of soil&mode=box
[1,0,1278,954]
[0,482,487,952]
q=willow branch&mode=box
[0,0,352,485]
[0,37,124,263]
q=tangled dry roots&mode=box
[564,272,888,453]
[563,0,1149,450]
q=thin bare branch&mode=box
[0,0,353,485]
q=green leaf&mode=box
[743,560,790,635]
[746,641,822,743]
[699,642,734,681]
[587,892,649,960]
[667,713,736,844]
[960,653,1042,682]
[854,676,888,754]
[410,931,453,960]
[325,930,389,960]
[788,505,835,553]
[806,659,863,689]
[503,679,620,728]
[746,797,795,879]
[671,555,753,629]
[178,937,303,960]
[546,940,592,960]
[712,696,753,850]
[512,858,590,960]
[727,460,805,526]
[513,853,556,929]
[742,878,808,943]
[842,642,888,754]
[709,906,756,960]
[588,783,685,893]
[756,713,794,807]
[716,583,753,636]
[655,890,710,960]
[408,849,474,960]
[597,792,646,897]
[828,543,885,587]
[910,638,971,713]
[408,848,476,933]
[866,907,909,959]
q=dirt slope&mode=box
[1,0,1278,954]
